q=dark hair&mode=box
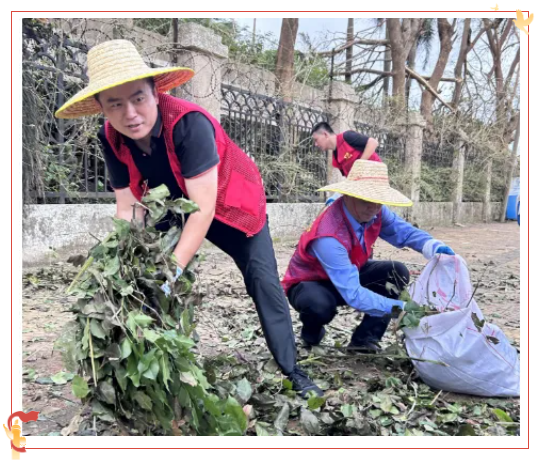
[311,121,334,135]
[93,77,156,104]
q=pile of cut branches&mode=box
[62,185,248,436]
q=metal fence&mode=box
[23,20,115,203]
[221,83,329,202]
[24,17,330,205]
[420,140,455,202]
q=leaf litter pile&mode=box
[24,186,519,437]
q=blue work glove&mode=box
[160,266,183,297]
[436,245,455,256]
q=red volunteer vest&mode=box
[104,94,266,236]
[281,197,382,294]
[332,132,382,177]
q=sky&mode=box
[233,17,519,118]
[235,17,443,74]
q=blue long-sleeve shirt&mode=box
[310,204,444,316]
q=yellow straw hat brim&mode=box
[318,159,413,207]
[54,40,194,119]
[55,67,194,119]
[318,182,413,207]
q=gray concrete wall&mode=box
[22,202,503,266]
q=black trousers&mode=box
[287,260,410,346]
[161,215,297,375]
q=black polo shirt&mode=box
[98,110,220,199]
[332,130,372,164]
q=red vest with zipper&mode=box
[332,132,382,177]
[281,197,382,294]
[104,93,266,236]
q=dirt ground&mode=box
[21,221,521,436]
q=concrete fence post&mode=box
[403,112,425,205]
[483,158,493,222]
[452,140,466,224]
[174,22,229,119]
[324,80,360,185]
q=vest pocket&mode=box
[224,170,260,216]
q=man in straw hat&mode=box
[281,160,455,352]
[56,39,322,397]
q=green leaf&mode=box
[438,412,458,423]
[120,285,134,296]
[300,407,320,435]
[457,424,477,436]
[180,372,198,387]
[134,391,153,411]
[380,396,394,414]
[402,312,421,328]
[90,319,107,339]
[120,338,132,359]
[144,184,170,202]
[50,371,75,385]
[385,377,403,388]
[98,380,116,404]
[112,218,131,238]
[235,378,253,404]
[369,409,383,419]
[137,348,157,375]
[114,366,128,392]
[72,375,90,398]
[307,395,326,411]
[341,404,357,418]
[492,408,513,423]
[133,313,154,327]
[274,403,290,435]
[143,358,160,380]
[471,312,485,332]
[104,343,121,360]
[282,379,293,390]
[256,423,273,436]
[160,226,182,254]
[143,329,160,343]
[160,356,172,390]
[103,255,120,277]
[225,396,248,433]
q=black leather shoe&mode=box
[346,340,382,354]
[287,367,324,398]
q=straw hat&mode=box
[55,40,194,119]
[319,159,413,207]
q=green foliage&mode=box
[66,186,248,435]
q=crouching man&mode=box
[282,160,455,353]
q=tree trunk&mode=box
[383,23,391,104]
[451,18,471,107]
[387,18,421,108]
[275,18,299,103]
[405,40,417,108]
[420,18,454,129]
[345,18,354,84]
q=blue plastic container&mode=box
[506,177,520,221]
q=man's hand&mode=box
[390,301,406,319]
[436,245,455,255]
[114,187,145,223]
[161,266,183,297]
